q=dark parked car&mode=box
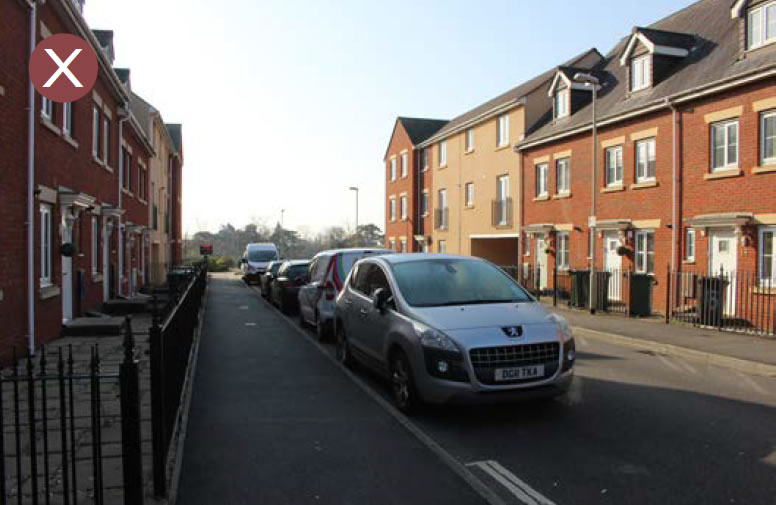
[271,260,311,314]
[260,261,284,298]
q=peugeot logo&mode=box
[502,326,523,338]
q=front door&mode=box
[709,229,737,314]
[61,219,74,323]
[535,236,548,290]
[603,232,622,301]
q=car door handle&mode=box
[359,308,368,315]
[344,299,353,305]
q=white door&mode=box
[61,222,73,323]
[709,229,737,314]
[535,236,548,290]
[603,232,622,301]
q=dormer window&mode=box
[630,55,651,92]
[555,88,569,119]
[748,1,776,50]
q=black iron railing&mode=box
[150,263,207,497]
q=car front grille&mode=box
[469,342,561,385]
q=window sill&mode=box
[63,135,79,150]
[601,185,625,193]
[93,156,105,167]
[494,224,512,230]
[439,164,447,170]
[552,192,571,200]
[495,144,511,152]
[464,205,475,210]
[752,287,776,295]
[421,213,429,218]
[464,149,475,155]
[122,189,134,197]
[533,195,549,202]
[39,285,60,300]
[421,166,429,172]
[401,175,408,180]
[138,198,148,205]
[752,165,776,174]
[630,180,658,190]
[704,169,742,180]
[683,260,695,265]
[41,117,61,136]
[92,274,103,283]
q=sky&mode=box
[84,0,695,238]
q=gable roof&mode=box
[166,124,183,157]
[399,117,449,145]
[519,0,776,151]
[418,47,603,147]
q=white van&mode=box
[298,247,392,340]
[241,243,280,284]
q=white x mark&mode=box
[43,48,83,88]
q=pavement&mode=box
[545,302,776,376]
[176,274,489,505]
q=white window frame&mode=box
[40,204,52,287]
[465,128,474,152]
[389,157,396,181]
[438,240,447,254]
[421,191,429,216]
[759,226,776,285]
[630,55,651,92]
[91,216,99,275]
[92,106,100,158]
[524,232,531,256]
[605,146,624,186]
[556,157,570,194]
[497,175,509,225]
[400,238,407,253]
[556,232,570,270]
[389,197,396,222]
[710,120,739,172]
[685,228,695,262]
[103,117,110,165]
[635,137,656,182]
[555,88,569,119]
[438,189,448,229]
[41,96,53,120]
[465,182,474,207]
[760,110,776,166]
[388,239,395,251]
[497,114,509,147]
[635,230,655,274]
[748,1,776,50]
[439,140,447,167]
[535,163,548,197]
[401,152,408,178]
[400,195,407,221]
[422,149,429,170]
[63,102,72,137]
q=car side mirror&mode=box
[372,288,390,313]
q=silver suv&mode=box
[334,254,575,411]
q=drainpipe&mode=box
[117,105,130,296]
[666,98,678,274]
[26,0,38,355]
[516,149,523,261]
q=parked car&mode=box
[270,260,311,314]
[334,254,575,412]
[298,247,393,340]
[240,243,279,284]
[260,261,284,298]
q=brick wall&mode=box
[384,121,416,252]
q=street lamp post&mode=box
[349,186,359,245]
[574,72,600,314]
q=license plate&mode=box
[494,365,545,382]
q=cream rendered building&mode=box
[130,92,180,286]
[419,49,601,264]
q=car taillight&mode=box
[324,281,336,300]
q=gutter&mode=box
[666,97,679,274]
[26,0,38,355]
[515,64,776,151]
[117,104,130,296]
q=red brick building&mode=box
[516,0,776,326]
[384,117,446,252]
[0,0,180,358]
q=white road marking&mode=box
[657,355,683,373]
[468,460,557,505]
[577,336,588,347]
[675,358,700,375]
[239,305,249,310]
[734,371,770,396]
[245,322,257,326]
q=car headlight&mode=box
[547,313,573,341]
[413,322,461,355]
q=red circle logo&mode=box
[29,33,98,102]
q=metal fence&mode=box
[0,322,144,505]
[149,264,207,497]
[669,267,775,336]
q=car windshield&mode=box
[248,249,277,262]
[269,263,282,275]
[287,264,309,279]
[390,258,531,307]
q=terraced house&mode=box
[515,0,776,330]
[414,49,602,263]
[0,0,183,358]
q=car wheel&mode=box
[315,314,329,342]
[335,324,354,369]
[390,351,419,413]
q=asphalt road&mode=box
[180,273,776,505]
